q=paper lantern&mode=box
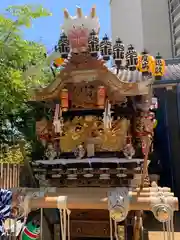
[54,58,64,67]
[152,53,165,78]
[113,38,125,67]
[61,89,69,111]
[88,29,99,57]
[97,86,106,108]
[125,44,138,71]
[99,34,112,61]
[58,32,70,59]
[137,50,154,74]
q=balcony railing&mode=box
[174,25,180,35]
[171,3,180,15]
[174,12,180,23]
[175,36,180,45]
[176,48,180,56]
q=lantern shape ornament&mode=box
[113,37,125,67]
[100,34,112,61]
[88,29,99,57]
[152,52,165,80]
[61,88,69,112]
[125,44,138,71]
[58,32,70,59]
[137,49,154,75]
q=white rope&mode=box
[163,222,166,240]
[114,220,118,240]
[63,209,66,240]
[67,209,71,240]
[57,196,71,240]
[167,221,171,240]
[60,209,64,240]
[109,211,113,240]
[170,217,175,240]
[150,186,175,240]
[13,219,16,240]
[22,195,31,217]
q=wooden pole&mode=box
[29,195,179,211]
[11,187,172,195]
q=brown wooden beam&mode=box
[29,195,178,211]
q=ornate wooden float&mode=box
[6,6,178,240]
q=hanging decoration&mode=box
[143,112,156,134]
[97,86,106,109]
[150,184,175,240]
[88,29,99,57]
[150,97,158,110]
[45,143,57,160]
[19,220,40,240]
[141,138,147,155]
[61,88,69,112]
[152,52,165,79]
[53,104,63,135]
[108,188,129,222]
[113,37,125,67]
[125,44,138,71]
[39,135,48,147]
[123,136,135,159]
[58,32,70,59]
[53,58,65,68]
[103,100,112,129]
[74,144,86,159]
[137,49,154,75]
[36,118,51,147]
[99,34,112,61]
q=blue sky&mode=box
[0,0,111,51]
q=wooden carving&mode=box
[36,118,52,136]
[93,118,130,151]
[59,116,129,153]
[68,83,98,109]
[60,116,95,152]
[134,114,154,137]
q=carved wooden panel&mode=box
[71,220,110,237]
[59,116,129,152]
[54,221,125,239]
[67,82,98,109]
[54,221,110,239]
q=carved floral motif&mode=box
[68,83,97,108]
[60,116,130,152]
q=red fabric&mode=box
[23,227,39,239]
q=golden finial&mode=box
[90,5,96,18]
[64,8,70,19]
[76,6,82,18]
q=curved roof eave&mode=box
[29,55,156,101]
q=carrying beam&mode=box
[29,195,178,211]
[11,187,178,211]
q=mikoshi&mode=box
[3,5,179,240]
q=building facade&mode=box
[153,59,180,200]
[169,0,180,57]
[110,0,173,59]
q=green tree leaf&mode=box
[0,4,53,162]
